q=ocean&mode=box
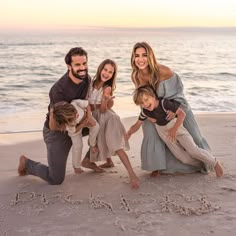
[0,27,236,133]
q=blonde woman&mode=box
[131,42,210,176]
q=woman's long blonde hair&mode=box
[131,42,160,90]
[92,59,117,96]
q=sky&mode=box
[1,0,236,31]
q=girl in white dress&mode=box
[88,59,139,189]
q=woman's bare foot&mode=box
[74,167,84,174]
[81,158,105,173]
[18,155,28,176]
[150,170,161,178]
[130,177,140,189]
[214,161,224,177]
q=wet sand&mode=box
[0,114,236,236]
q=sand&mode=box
[0,113,236,236]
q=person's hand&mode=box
[166,110,176,121]
[105,95,115,102]
[106,96,115,108]
[130,176,140,189]
[80,119,94,128]
[147,117,157,123]
[125,131,131,140]
[85,112,96,127]
[167,127,177,142]
[86,117,96,126]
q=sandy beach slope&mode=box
[0,113,236,236]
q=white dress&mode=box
[89,87,129,161]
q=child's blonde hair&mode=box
[52,101,77,130]
[133,85,157,105]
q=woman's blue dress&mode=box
[141,73,210,173]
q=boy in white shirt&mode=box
[52,100,99,174]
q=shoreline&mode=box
[1,111,236,135]
[1,112,236,145]
[1,113,236,146]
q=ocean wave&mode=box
[0,30,235,117]
[218,72,236,77]
[0,42,56,46]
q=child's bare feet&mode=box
[18,155,28,176]
[150,170,161,178]
[130,177,140,189]
[74,167,84,174]
[81,158,105,173]
[214,161,224,177]
[99,158,114,168]
[99,162,115,168]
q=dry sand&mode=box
[0,113,236,236]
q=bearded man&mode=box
[18,47,103,185]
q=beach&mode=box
[1,29,236,118]
[1,0,236,234]
[0,113,236,236]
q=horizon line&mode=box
[1,26,236,34]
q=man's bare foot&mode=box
[99,162,115,168]
[150,170,161,178]
[214,161,224,177]
[74,167,84,174]
[130,177,140,189]
[91,145,98,153]
[18,155,28,176]
[81,158,105,173]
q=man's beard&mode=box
[72,68,88,80]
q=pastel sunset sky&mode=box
[1,0,236,31]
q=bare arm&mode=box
[126,119,143,139]
[167,107,186,141]
[159,65,181,121]
[49,108,60,131]
[100,86,115,113]
[165,110,176,121]
[75,120,86,133]
[85,104,96,126]
[107,98,114,109]
[159,64,174,81]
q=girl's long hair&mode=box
[131,42,160,90]
[92,59,117,95]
